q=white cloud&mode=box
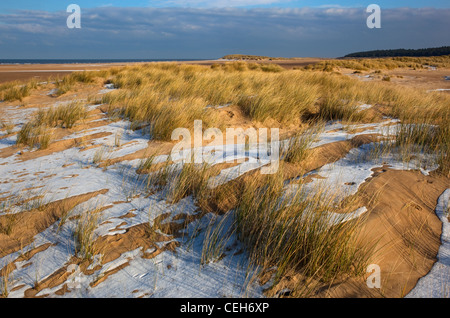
[150,0,292,8]
[0,7,448,59]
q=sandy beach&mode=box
[0,63,133,84]
[0,58,326,84]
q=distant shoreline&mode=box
[0,59,212,65]
[0,60,215,83]
[0,58,326,84]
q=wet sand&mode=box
[0,63,132,84]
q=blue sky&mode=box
[1,0,450,12]
[0,1,449,59]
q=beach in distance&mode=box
[0,58,326,84]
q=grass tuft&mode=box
[74,208,100,261]
[233,170,373,290]
[17,102,87,149]
[16,122,53,149]
[283,124,322,164]
[1,83,31,102]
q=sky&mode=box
[1,1,450,11]
[0,1,449,59]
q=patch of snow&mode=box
[0,104,444,298]
[406,189,450,298]
[358,104,372,111]
[291,142,438,204]
[427,89,450,92]
[0,134,17,149]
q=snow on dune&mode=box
[0,103,445,298]
[406,189,450,298]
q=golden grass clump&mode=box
[36,101,88,129]
[16,122,53,150]
[0,208,18,236]
[74,208,100,261]
[54,71,103,96]
[394,121,450,176]
[305,55,450,72]
[0,80,37,102]
[317,94,369,122]
[282,124,322,164]
[144,159,215,204]
[233,170,372,289]
[16,102,88,149]
[237,72,319,123]
[54,76,76,96]
[167,162,215,204]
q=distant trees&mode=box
[344,46,450,58]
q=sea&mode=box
[0,59,210,65]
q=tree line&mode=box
[344,46,450,58]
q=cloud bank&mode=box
[0,7,448,59]
[151,0,293,7]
